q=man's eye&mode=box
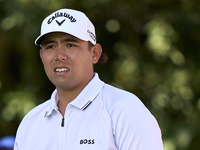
[67,44,75,47]
[46,45,55,49]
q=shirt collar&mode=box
[44,89,59,117]
[45,73,104,117]
[70,73,104,109]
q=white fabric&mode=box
[14,73,163,150]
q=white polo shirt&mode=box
[14,73,163,150]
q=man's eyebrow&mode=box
[42,40,56,46]
[41,38,79,46]
[62,38,79,43]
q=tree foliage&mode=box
[1,0,200,149]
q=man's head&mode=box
[36,9,105,92]
[35,8,107,64]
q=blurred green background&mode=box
[1,0,200,149]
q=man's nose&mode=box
[56,47,67,61]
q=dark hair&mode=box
[88,42,108,64]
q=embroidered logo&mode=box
[47,11,76,24]
[56,19,66,26]
[87,30,96,42]
[80,139,95,144]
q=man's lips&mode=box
[54,67,70,72]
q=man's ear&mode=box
[92,44,102,64]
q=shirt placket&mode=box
[59,106,69,150]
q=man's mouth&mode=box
[54,68,69,72]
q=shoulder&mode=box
[21,100,50,121]
[102,83,157,123]
[102,84,144,111]
[101,83,161,135]
[101,84,163,149]
[103,84,136,99]
[16,100,51,137]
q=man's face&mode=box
[40,32,100,92]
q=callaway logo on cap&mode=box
[35,8,96,45]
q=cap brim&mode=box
[35,32,55,46]
[35,31,76,46]
[35,31,90,46]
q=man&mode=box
[14,8,164,150]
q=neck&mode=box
[56,74,94,116]
[57,89,78,116]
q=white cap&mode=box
[35,8,96,45]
